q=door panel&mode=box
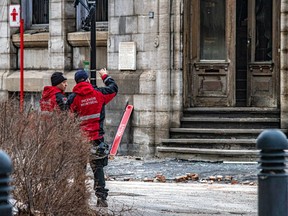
[193,62,230,106]
[247,0,279,107]
[190,0,236,107]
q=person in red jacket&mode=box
[67,68,118,207]
[40,72,68,112]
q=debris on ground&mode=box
[105,156,258,185]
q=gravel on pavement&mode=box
[105,156,259,184]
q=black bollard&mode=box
[0,150,13,216]
[257,129,288,216]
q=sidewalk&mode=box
[91,181,257,216]
[88,156,259,216]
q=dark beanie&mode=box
[51,72,67,86]
[75,69,89,83]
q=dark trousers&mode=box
[90,139,109,200]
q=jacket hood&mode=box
[41,86,63,100]
[72,82,95,96]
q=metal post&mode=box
[90,2,97,87]
[257,129,288,216]
[0,150,13,216]
[20,18,24,112]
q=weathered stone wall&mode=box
[49,0,75,71]
[0,0,107,93]
[0,0,17,100]
[107,0,183,156]
[281,0,288,128]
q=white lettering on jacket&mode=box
[80,97,98,107]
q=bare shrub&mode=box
[0,100,96,215]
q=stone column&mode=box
[49,0,75,71]
[170,0,183,128]
[280,0,288,128]
[154,0,171,147]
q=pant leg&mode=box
[90,155,109,199]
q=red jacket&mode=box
[40,86,67,112]
[68,75,118,141]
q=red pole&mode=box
[20,19,24,112]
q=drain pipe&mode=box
[169,0,173,96]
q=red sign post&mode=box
[9,5,24,112]
[20,19,24,112]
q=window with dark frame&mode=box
[32,0,49,25]
[21,0,108,31]
[95,0,108,22]
[200,0,226,60]
[255,0,272,61]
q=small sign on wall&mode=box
[9,5,21,27]
[119,42,136,70]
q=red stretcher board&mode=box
[109,105,134,156]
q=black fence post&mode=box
[257,129,288,216]
[0,150,13,216]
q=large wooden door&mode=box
[246,0,280,107]
[186,0,236,107]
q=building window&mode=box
[32,0,49,25]
[200,0,226,60]
[254,0,272,61]
[76,0,108,31]
[94,0,108,22]
[21,0,49,30]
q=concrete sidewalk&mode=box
[90,181,257,216]
[88,156,258,215]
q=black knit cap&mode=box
[51,72,67,86]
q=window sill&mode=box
[67,31,108,47]
[12,31,108,48]
[12,31,49,48]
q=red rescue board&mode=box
[109,105,133,156]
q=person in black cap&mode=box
[40,72,68,112]
[67,68,118,207]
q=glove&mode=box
[94,142,109,158]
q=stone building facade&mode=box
[0,0,288,158]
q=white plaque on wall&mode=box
[119,42,136,70]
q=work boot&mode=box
[97,198,108,207]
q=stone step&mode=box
[156,146,259,162]
[161,138,257,150]
[159,108,281,162]
[170,128,288,139]
[181,117,280,129]
[184,107,279,118]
